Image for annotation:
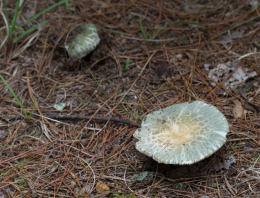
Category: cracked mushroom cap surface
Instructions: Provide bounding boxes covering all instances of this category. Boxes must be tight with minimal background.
[134,101,229,165]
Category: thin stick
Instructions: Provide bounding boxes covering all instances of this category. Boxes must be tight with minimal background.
[6,113,140,127]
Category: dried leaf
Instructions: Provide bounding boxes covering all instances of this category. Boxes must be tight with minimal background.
[214,155,236,171]
[233,100,244,119]
[207,62,257,91]
[0,130,8,139]
[53,102,66,111]
[130,171,153,184]
[224,155,236,170]
[96,181,110,194]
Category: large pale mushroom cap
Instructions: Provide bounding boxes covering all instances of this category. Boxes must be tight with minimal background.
[134,101,229,165]
[65,24,100,59]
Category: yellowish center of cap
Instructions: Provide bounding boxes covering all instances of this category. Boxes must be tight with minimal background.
[154,120,201,145]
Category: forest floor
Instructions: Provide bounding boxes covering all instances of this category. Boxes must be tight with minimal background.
[0,0,259,197]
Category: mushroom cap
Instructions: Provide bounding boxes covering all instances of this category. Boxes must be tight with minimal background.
[134,101,229,165]
[65,24,100,59]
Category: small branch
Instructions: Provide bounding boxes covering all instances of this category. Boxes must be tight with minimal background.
[5,113,141,127]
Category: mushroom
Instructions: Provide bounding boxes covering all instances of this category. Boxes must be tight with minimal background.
[134,101,229,165]
[65,24,100,59]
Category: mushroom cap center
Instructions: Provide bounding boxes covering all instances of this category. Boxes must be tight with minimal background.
[154,120,201,145]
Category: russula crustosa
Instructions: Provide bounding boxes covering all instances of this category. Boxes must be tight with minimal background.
[65,24,100,59]
[134,101,229,165]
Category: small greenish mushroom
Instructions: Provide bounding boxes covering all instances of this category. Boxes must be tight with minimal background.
[65,24,100,59]
[134,101,229,165]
